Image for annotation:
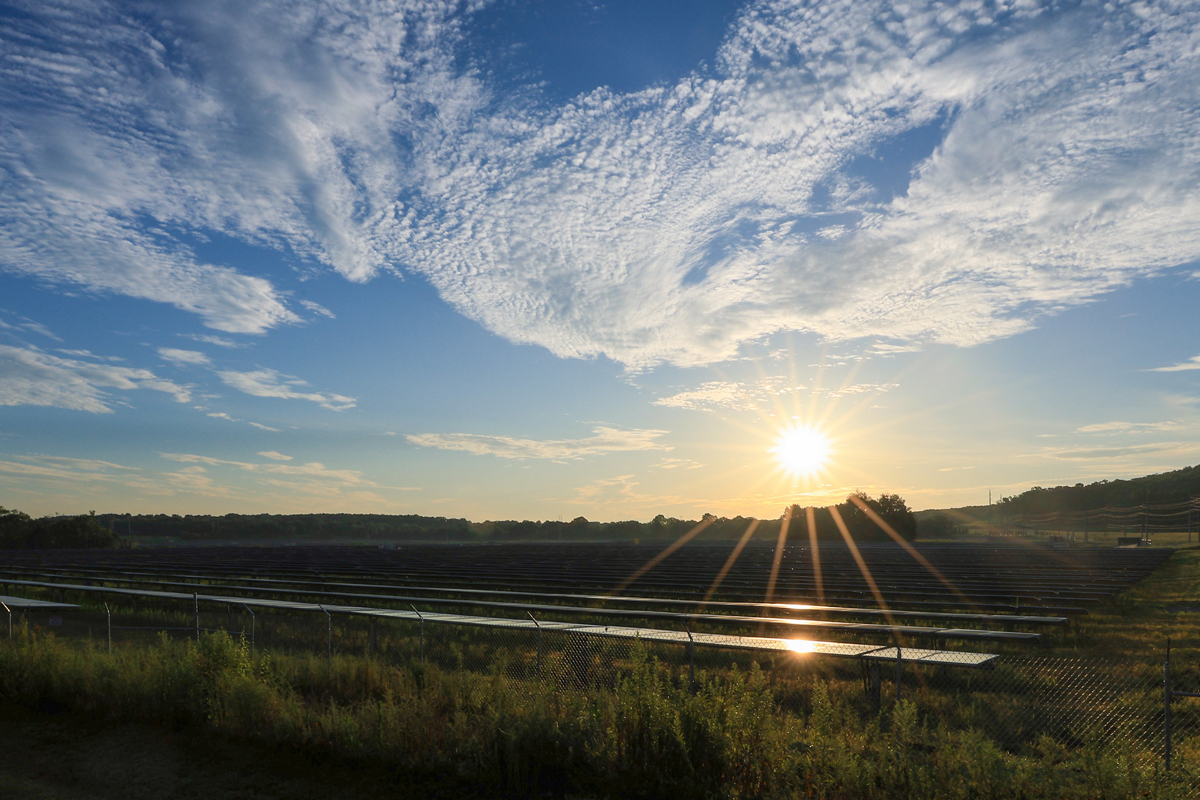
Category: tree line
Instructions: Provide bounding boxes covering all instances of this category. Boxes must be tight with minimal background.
[1,492,918,548]
[990,463,1200,517]
[0,508,126,550]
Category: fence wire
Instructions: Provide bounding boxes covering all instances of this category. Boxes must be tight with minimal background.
[3,598,1197,771]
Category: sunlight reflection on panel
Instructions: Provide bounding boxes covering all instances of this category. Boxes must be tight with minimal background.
[785,638,815,654]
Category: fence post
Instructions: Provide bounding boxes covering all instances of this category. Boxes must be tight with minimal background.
[193,593,199,643]
[104,602,111,654]
[242,604,255,657]
[527,612,542,680]
[1165,638,1173,772]
[319,605,332,673]
[895,635,903,704]
[410,605,424,664]
[1,602,10,642]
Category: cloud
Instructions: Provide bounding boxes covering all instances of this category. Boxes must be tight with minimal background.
[1149,356,1200,372]
[0,343,191,412]
[160,452,376,487]
[1034,441,1200,461]
[654,377,892,412]
[0,311,61,341]
[406,426,668,459]
[158,348,212,366]
[2,1,1198,366]
[258,450,292,461]
[655,381,769,412]
[1076,421,1182,434]
[299,300,336,319]
[655,458,703,470]
[248,421,281,432]
[180,334,244,348]
[218,369,356,410]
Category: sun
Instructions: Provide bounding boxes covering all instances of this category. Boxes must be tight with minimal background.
[772,425,832,478]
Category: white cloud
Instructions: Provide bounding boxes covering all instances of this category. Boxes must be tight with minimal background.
[258,450,292,461]
[655,458,703,470]
[0,343,191,412]
[158,348,212,366]
[218,369,356,411]
[248,421,281,432]
[654,376,892,412]
[160,452,376,487]
[1150,356,1200,373]
[655,382,768,412]
[406,426,668,460]
[1034,441,1200,462]
[1076,421,1182,434]
[180,334,244,349]
[2,1,1198,366]
[299,300,336,319]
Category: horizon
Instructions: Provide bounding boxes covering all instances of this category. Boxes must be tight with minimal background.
[3,0,1200,520]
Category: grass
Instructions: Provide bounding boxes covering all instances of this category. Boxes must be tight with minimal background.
[2,621,1198,799]
[3,546,1200,798]
[1049,547,1200,659]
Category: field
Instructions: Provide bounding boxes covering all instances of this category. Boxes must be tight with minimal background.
[1,540,1198,798]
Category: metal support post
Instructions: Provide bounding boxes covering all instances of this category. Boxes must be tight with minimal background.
[527,612,542,679]
[193,592,200,643]
[242,604,255,657]
[1,601,10,642]
[894,636,903,704]
[410,605,424,663]
[104,602,111,654]
[319,605,332,673]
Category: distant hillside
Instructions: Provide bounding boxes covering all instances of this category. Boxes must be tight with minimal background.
[923,464,1200,534]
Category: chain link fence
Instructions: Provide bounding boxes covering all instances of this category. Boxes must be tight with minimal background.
[3,596,1197,771]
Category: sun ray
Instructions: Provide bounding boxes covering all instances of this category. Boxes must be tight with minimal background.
[828,505,897,628]
[804,506,825,607]
[763,507,791,612]
[847,494,980,612]
[609,517,715,597]
[701,518,759,610]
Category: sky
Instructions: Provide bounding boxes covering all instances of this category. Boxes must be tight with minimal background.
[2,0,1200,522]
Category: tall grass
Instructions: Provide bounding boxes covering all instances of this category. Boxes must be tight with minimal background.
[0,622,1196,799]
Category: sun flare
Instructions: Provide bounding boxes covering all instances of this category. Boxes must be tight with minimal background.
[772,425,832,477]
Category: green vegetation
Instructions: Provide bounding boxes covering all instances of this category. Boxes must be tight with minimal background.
[0,508,126,550]
[787,492,917,541]
[90,492,918,545]
[1,610,1197,798]
[995,465,1200,517]
[923,464,1200,538]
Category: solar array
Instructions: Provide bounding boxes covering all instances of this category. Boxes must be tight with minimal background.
[0,540,1173,661]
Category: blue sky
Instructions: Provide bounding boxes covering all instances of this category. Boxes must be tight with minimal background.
[2,0,1199,521]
